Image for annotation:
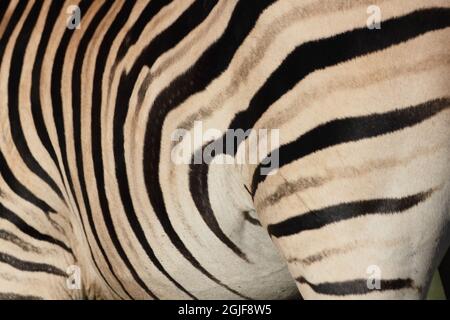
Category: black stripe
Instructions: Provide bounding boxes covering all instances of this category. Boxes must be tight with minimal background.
[90,1,158,299]
[188,8,450,262]
[144,0,276,299]
[252,98,450,194]
[189,159,249,261]
[50,0,93,213]
[0,229,40,253]
[113,0,220,300]
[0,293,42,300]
[0,151,56,214]
[71,1,132,300]
[0,252,66,277]
[7,1,64,200]
[0,0,27,61]
[115,0,172,62]
[30,1,64,176]
[268,189,433,238]
[0,203,72,253]
[0,1,9,23]
[228,8,450,144]
[296,276,417,296]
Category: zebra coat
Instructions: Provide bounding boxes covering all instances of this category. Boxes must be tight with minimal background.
[0,0,449,299]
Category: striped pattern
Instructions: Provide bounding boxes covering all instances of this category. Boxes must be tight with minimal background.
[0,0,449,299]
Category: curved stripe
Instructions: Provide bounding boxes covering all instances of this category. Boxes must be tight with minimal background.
[7,1,64,200]
[0,1,27,62]
[115,0,172,63]
[179,0,277,264]
[252,98,450,194]
[114,0,221,299]
[0,151,55,214]
[89,1,159,299]
[188,8,450,262]
[267,189,434,238]
[70,1,130,299]
[0,203,72,253]
[30,1,64,174]
[0,1,9,24]
[144,0,277,299]
[228,8,450,143]
[0,252,66,277]
[296,276,418,296]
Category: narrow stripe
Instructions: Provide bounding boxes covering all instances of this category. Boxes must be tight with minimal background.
[0,229,40,253]
[0,252,66,277]
[296,276,417,296]
[267,189,434,238]
[0,293,42,300]
[0,203,72,253]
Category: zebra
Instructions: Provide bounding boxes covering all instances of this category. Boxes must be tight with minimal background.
[0,0,449,300]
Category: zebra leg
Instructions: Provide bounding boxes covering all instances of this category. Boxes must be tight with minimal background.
[253,155,450,299]
[250,99,450,299]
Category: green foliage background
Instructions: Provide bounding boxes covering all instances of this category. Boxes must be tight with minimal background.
[427,271,446,300]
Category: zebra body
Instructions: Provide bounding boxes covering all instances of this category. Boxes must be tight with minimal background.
[0,0,449,299]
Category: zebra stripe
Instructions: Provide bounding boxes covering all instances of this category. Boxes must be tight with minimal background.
[0,0,449,299]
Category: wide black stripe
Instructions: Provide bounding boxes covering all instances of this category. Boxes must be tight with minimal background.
[0,1,9,23]
[0,293,42,300]
[188,8,450,260]
[268,189,433,238]
[30,1,64,176]
[0,252,66,277]
[252,98,450,193]
[228,8,450,144]
[7,1,64,200]
[0,151,56,214]
[0,203,72,253]
[71,1,132,300]
[296,276,416,296]
[113,0,220,299]
[0,0,27,61]
[116,0,172,62]
[143,0,275,299]
[50,0,93,215]
[90,1,158,299]
[189,157,249,261]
